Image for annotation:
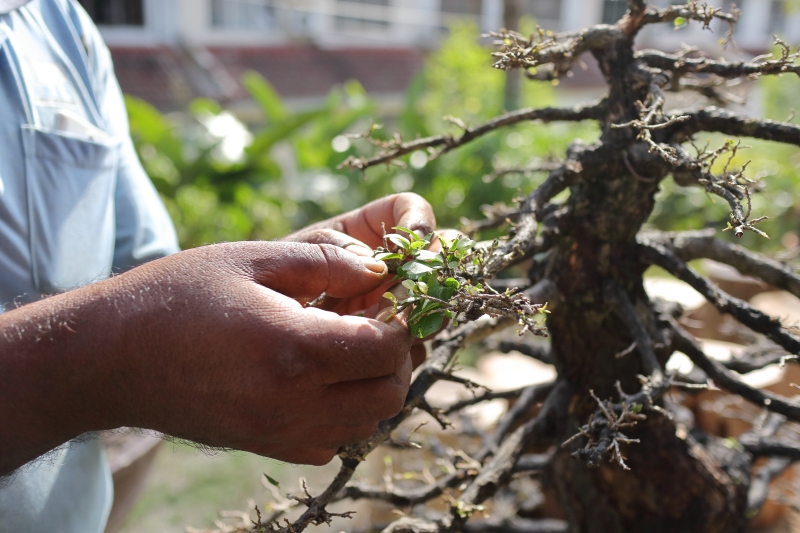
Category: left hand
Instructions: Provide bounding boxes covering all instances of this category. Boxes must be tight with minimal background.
[284,193,437,366]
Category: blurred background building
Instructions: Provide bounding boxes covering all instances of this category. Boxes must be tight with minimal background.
[78,0,800,111]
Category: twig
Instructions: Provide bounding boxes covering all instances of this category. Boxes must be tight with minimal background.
[645,230,800,299]
[340,101,607,171]
[640,240,800,355]
[668,106,800,147]
[667,317,800,424]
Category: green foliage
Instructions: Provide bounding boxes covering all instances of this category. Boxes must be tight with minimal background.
[126,75,374,248]
[377,228,547,339]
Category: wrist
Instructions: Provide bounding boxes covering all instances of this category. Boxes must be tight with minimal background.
[0,277,134,474]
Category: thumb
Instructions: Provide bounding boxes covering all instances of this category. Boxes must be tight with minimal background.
[250,242,387,300]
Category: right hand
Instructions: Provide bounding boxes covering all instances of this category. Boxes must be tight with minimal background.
[0,241,416,469]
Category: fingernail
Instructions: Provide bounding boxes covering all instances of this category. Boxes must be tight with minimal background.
[358,255,387,274]
[344,242,373,257]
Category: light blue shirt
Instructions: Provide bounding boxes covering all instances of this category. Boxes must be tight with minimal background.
[0,0,179,531]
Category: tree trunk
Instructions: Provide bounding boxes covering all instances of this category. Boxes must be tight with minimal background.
[538,39,751,533]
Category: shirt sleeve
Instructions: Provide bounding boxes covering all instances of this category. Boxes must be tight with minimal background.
[67,0,181,272]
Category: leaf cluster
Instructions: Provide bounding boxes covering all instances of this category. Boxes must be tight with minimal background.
[377,228,549,339]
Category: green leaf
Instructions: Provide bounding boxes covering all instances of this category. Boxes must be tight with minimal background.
[427,279,457,301]
[437,235,453,250]
[392,226,421,241]
[415,249,440,261]
[402,279,417,291]
[383,292,397,304]
[374,252,404,261]
[387,234,412,250]
[243,71,287,123]
[455,237,476,251]
[674,16,686,27]
[247,108,327,155]
[409,310,444,338]
[398,261,436,280]
[263,473,280,488]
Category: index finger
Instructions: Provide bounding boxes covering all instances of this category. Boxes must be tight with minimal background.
[311,193,437,249]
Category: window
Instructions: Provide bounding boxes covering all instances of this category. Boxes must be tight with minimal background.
[334,0,390,32]
[602,0,627,24]
[210,0,276,30]
[78,0,144,26]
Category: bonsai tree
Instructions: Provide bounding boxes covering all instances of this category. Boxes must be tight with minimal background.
[204,2,800,532]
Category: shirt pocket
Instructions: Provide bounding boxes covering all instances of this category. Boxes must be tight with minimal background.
[21,126,119,293]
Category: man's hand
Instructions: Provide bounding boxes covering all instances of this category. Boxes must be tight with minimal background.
[0,242,415,474]
[284,193,436,366]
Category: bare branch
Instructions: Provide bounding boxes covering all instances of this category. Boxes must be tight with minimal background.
[444,382,555,416]
[482,142,608,275]
[640,240,800,355]
[490,382,558,450]
[723,344,791,374]
[441,279,562,346]
[667,318,800,423]
[639,2,739,31]
[647,230,800,299]
[666,144,769,239]
[340,472,466,507]
[739,413,794,517]
[638,45,800,80]
[489,26,618,79]
[440,381,574,533]
[668,106,800,147]
[564,385,654,470]
[340,101,607,171]
[740,435,800,461]
[603,280,663,379]
[487,278,533,293]
[482,160,563,184]
[484,338,553,366]
[747,456,793,517]
[512,453,554,474]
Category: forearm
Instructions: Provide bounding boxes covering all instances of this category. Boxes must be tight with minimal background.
[0,280,130,476]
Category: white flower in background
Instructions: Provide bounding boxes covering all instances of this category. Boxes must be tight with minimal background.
[197,111,254,164]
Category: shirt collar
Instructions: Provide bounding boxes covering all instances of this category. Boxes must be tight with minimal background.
[0,0,32,14]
